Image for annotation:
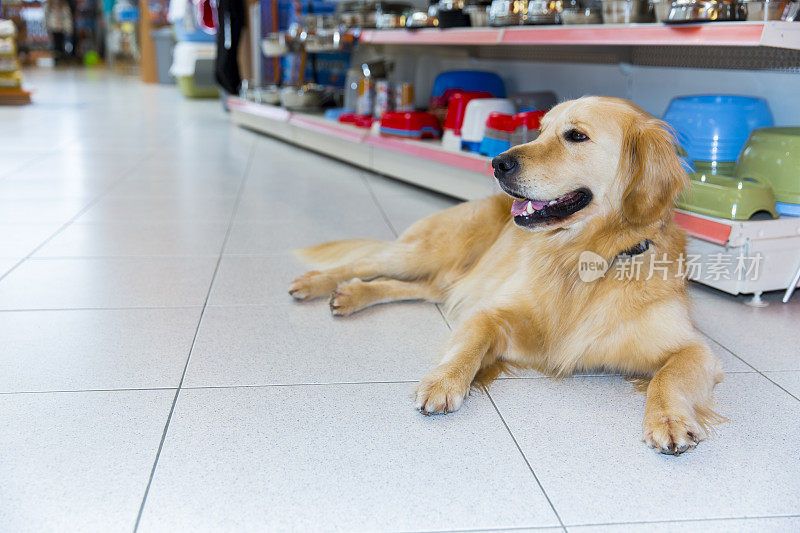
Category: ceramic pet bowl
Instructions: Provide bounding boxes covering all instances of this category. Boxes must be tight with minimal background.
[676,173,777,220]
[663,94,774,163]
[734,127,800,215]
[460,98,516,152]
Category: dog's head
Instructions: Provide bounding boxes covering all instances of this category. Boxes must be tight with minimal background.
[492,96,687,232]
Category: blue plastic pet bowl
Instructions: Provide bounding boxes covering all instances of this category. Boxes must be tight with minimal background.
[431,71,506,98]
[461,140,482,153]
[479,137,511,158]
[324,108,354,121]
[663,95,774,162]
[777,202,800,217]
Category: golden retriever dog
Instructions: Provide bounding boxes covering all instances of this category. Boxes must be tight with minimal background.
[288,96,723,455]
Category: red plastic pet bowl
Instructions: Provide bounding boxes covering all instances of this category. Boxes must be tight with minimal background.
[338,113,375,128]
[485,112,516,135]
[379,111,442,139]
[514,110,547,130]
[443,91,494,136]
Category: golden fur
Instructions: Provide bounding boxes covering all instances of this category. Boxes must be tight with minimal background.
[288,96,724,455]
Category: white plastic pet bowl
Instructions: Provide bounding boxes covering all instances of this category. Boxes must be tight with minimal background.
[460,98,516,145]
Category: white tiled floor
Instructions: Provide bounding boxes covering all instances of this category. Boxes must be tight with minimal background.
[2,69,799,532]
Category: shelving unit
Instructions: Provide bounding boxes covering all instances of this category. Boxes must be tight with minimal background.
[360,21,800,50]
[231,16,800,300]
[229,98,496,199]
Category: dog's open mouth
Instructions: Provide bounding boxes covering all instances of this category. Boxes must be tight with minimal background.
[507,187,593,227]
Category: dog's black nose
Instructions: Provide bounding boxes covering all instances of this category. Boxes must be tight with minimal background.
[492,154,518,178]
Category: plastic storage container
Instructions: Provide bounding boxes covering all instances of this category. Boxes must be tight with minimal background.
[170,41,218,98]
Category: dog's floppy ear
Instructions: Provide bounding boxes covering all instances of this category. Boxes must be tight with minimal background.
[619,118,688,226]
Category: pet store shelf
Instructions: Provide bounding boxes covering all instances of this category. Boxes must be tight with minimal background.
[677,209,800,299]
[360,21,800,50]
[228,97,496,199]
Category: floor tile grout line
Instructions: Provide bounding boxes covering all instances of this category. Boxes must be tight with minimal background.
[563,513,800,529]
[0,157,155,284]
[0,370,763,397]
[0,146,64,179]
[403,525,562,533]
[362,170,400,238]
[486,391,567,532]
[0,305,206,312]
[182,380,421,390]
[29,255,225,260]
[696,325,800,403]
[133,139,257,532]
[0,387,177,395]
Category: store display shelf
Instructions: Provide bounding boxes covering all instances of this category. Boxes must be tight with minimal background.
[360,21,800,50]
[228,97,496,199]
[677,209,800,299]
[363,133,490,174]
[288,114,368,144]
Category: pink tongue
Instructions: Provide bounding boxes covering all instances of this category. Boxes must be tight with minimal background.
[511,199,548,216]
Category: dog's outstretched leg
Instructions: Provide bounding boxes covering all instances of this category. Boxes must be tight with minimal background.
[329,278,445,317]
[414,311,508,415]
[289,195,512,301]
[642,342,724,455]
[289,246,411,302]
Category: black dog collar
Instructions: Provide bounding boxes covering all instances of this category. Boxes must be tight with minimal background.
[618,238,653,257]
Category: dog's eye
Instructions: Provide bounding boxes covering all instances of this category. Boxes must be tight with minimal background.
[564,129,589,143]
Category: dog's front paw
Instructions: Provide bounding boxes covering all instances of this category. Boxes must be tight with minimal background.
[329,279,366,317]
[414,370,470,415]
[288,271,333,301]
[643,412,704,456]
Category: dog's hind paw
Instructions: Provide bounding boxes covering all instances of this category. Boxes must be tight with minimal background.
[329,279,366,317]
[288,271,332,301]
[414,371,470,416]
[642,413,704,456]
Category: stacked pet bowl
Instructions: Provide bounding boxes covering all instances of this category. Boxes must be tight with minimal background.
[479,112,516,157]
[441,90,494,150]
[511,110,547,146]
[665,95,774,175]
[379,111,442,139]
[429,70,507,124]
[460,98,516,152]
[665,95,778,220]
[735,128,800,217]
